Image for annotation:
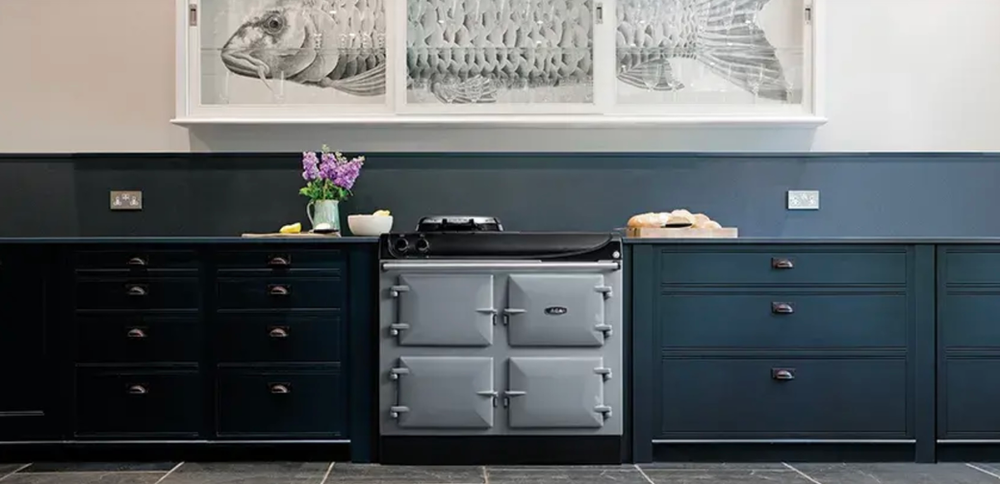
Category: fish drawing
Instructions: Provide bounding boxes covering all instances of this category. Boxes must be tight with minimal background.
[219,0,791,103]
[220,0,387,97]
[616,0,791,101]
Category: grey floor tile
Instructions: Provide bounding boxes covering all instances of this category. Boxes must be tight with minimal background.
[791,463,999,484]
[0,464,28,477]
[487,466,646,484]
[641,467,809,484]
[325,464,484,483]
[639,464,792,471]
[971,463,1000,477]
[23,463,177,473]
[159,462,330,484]
[0,473,162,484]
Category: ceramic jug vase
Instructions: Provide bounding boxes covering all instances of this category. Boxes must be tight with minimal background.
[307,199,341,232]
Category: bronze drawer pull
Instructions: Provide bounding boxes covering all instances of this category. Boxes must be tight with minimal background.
[126,256,148,267]
[127,384,148,395]
[772,369,795,381]
[771,302,795,314]
[771,258,794,269]
[268,256,291,267]
[269,383,291,394]
[126,284,148,297]
[126,328,147,339]
[268,285,290,296]
[268,327,289,338]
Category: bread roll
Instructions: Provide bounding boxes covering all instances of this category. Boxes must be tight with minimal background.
[627,212,671,228]
[702,220,722,229]
[692,213,711,225]
[667,210,695,226]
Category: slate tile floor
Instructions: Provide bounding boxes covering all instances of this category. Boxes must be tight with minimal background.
[3,462,1000,484]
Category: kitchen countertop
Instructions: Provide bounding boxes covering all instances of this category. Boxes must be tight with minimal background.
[1,236,1000,245]
[0,236,380,244]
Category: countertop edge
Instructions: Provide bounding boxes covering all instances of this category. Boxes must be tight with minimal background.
[2,236,1000,245]
[623,237,1000,244]
[0,237,380,244]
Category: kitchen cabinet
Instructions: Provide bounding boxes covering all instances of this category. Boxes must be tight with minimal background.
[173,0,824,126]
[0,239,376,463]
[629,242,937,463]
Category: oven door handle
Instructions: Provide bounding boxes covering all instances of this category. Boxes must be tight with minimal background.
[380,261,621,271]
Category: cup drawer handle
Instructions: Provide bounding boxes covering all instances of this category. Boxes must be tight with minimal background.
[269,383,291,394]
[127,256,148,267]
[268,285,290,296]
[268,256,291,268]
[771,258,794,269]
[127,384,148,395]
[126,327,148,339]
[268,326,289,338]
[126,284,148,297]
[771,302,795,314]
[772,369,795,381]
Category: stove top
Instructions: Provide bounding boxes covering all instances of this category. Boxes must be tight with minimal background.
[379,231,622,261]
[415,215,503,233]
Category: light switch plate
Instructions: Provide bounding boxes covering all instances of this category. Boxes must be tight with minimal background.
[110,191,143,211]
[787,190,819,210]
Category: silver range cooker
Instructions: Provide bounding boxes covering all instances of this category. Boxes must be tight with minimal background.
[377,216,624,465]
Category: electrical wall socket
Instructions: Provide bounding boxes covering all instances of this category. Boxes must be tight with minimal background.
[110,191,143,210]
[787,190,820,210]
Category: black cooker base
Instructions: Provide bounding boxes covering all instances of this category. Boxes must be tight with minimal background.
[379,436,623,465]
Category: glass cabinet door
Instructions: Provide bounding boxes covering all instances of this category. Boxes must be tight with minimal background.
[186,0,390,118]
[612,0,814,116]
[400,0,600,113]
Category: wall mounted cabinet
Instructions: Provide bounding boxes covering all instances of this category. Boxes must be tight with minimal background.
[173,0,825,126]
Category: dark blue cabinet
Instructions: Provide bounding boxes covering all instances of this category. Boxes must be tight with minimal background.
[631,243,937,463]
[0,240,375,462]
[937,246,1000,446]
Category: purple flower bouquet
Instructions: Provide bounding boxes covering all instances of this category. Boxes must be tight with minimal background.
[299,145,365,202]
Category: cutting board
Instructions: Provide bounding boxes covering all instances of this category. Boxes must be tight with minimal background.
[625,227,738,239]
[241,232,340,238]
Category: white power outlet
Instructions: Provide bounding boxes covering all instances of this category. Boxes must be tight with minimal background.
[787,190,820,210]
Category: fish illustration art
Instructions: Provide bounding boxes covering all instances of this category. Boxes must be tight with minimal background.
[219,0,791,103]
[220,0,387,97]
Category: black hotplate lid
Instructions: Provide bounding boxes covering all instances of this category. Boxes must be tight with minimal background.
[416,216,503,233]
[379,232,622,261]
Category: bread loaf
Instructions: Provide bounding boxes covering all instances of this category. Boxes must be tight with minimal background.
[627,212,671,228]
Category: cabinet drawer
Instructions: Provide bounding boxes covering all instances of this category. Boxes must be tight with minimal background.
[0,370,55,440]
[76,368,201,438]
[216,277,344,310]
[942,250,1000,285]
[941,359,1000,439]
[215,314,342,363]
[660,248,907,286]
[659,358,908,438]
[940,292,1000,348]
[76,278,200,311]
[76,315,201,363]
[215,249,344,273]
[74,250,198,273]
[659,293,908,349]
[216,367,346,438]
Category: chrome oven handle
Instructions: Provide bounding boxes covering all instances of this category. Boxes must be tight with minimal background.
[380,261,621,271]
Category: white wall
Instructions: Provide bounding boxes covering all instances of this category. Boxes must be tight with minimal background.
[1,0,998,153]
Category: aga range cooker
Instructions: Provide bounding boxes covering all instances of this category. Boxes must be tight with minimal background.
[377,216,624,464]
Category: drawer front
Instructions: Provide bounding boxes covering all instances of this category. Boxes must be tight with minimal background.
[940,292,1000,348]
[0,370,55,440]
[659,358,908,438]
[76,315,202,363]
[659,293,908,349]
[942,249,1000,285]
[940,359,1000,439]
[215,249,345,273]
[76,369,201,437]
[660,248,907,286]
[216,314,343,363]
[74,250,199,273]
[216,277,344,310]
[216,368,346,438]
[76,278,200,311]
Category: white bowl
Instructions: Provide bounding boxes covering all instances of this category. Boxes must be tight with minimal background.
[348,214,393,236]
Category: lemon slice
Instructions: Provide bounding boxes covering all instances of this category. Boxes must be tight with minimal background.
[373,210,391,216]
[279,222,302,234]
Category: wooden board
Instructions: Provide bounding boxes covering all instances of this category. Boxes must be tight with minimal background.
[241,232,340,238]
[625,227,738,239]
